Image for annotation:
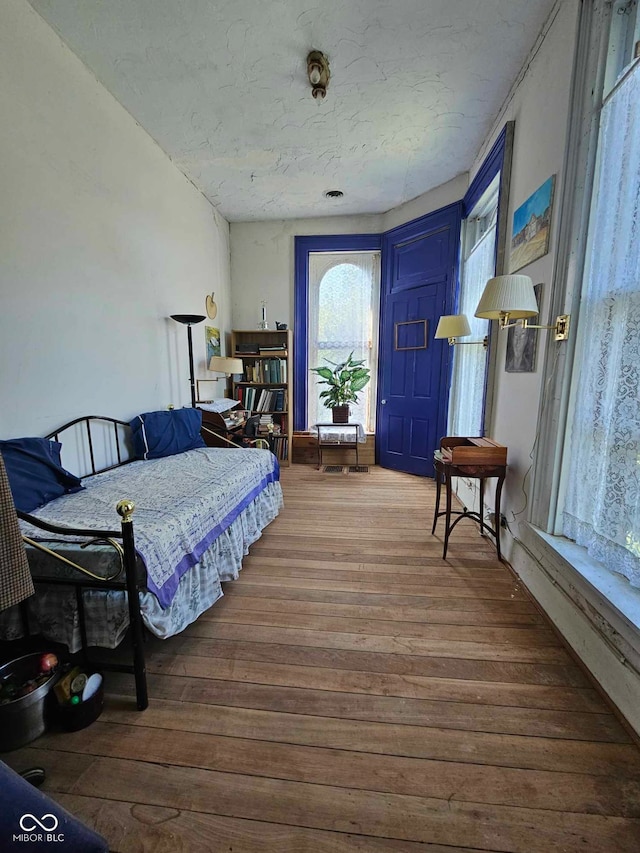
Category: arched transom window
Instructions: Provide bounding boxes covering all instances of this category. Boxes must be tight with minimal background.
[307,252,380,430]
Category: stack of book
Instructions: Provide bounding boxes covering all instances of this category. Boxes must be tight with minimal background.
[259,344,287,355]
[258,415,282,436]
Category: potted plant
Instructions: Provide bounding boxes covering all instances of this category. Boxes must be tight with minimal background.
[310,352,371,423]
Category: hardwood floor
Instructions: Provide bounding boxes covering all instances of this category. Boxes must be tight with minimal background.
[6,465,640,851]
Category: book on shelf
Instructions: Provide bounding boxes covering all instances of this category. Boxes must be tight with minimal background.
[259,389,278,411]
[239,357,287,384]
[273,388,285,411]
[236,385,258,411]
[266,434,289,460]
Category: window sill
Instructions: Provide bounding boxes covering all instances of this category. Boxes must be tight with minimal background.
[522,524,640,668]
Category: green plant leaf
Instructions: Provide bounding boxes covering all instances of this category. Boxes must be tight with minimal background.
[312,366,334,380]
[351,376,370,393]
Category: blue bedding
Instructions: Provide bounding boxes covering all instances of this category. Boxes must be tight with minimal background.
[20,446,280,608]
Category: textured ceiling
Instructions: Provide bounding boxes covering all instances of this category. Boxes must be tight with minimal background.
[29,0,557,222]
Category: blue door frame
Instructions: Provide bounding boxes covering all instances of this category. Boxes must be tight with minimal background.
[293,122,512,472]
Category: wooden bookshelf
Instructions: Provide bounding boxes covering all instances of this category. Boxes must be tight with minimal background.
[231,329,293,465]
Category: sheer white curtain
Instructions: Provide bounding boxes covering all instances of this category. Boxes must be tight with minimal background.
[562,61,640,586]
[448,228,493,436]
[308,252,380,430]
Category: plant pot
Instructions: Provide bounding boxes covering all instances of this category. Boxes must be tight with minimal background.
[331,405,350,424]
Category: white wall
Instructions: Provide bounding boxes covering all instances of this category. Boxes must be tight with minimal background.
[229,175,467,332]
[0,0,231,439]
[230,215,381,332]
[382,174,468,232]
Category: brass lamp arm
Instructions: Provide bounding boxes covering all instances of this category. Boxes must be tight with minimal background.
[447,336,489,348]
[498,313,570,341]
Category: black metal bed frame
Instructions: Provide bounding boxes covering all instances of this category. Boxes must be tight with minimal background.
[17,416,148,711]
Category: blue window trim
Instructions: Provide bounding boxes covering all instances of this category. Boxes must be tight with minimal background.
[463,124,508,218]
[294,234,382,431]
[461,123,510,435]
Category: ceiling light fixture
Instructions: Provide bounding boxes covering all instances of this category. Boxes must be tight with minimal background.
[324,189,344,199]
[307,50,330,100]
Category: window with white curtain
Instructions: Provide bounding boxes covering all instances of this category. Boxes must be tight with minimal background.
[561,3,640,586]
[448,184,496,436]
[307,252,380,431]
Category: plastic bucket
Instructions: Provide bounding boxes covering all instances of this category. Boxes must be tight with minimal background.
[0,653,60,752]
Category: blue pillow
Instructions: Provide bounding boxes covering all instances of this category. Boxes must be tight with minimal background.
[129,408,206,460]
[0,437,84,513]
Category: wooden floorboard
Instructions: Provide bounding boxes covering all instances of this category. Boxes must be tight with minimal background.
[4,464,640,852]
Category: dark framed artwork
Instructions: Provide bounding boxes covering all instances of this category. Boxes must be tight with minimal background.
[505,284,542,373]
[509,176,555,273]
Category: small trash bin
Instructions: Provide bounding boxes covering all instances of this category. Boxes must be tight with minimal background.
[54,672,104,732]
[0,653,60,752]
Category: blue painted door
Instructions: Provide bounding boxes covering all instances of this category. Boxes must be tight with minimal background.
[377,203,462,476]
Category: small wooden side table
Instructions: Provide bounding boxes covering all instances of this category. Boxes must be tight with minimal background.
[431,437,507,560]
[315,423,361,469]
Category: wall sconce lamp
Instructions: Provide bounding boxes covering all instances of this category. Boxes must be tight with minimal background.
[171,313,206,408]
[475,275,570,341]
[195,356,244,404]
[434,314,488,348]
[307,50,330,99]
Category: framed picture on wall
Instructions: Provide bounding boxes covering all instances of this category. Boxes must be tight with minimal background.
[505,283,542,373]
[509,176,555,273]
[205,326,221,361]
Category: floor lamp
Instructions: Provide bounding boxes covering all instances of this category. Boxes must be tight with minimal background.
[171,314,206,407]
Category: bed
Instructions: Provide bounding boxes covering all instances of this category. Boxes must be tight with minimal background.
[0,413,283,710]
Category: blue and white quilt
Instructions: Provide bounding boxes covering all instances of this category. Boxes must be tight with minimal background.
[21,446,280,609]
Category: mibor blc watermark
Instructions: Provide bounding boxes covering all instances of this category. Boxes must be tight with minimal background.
[13,813,65,844]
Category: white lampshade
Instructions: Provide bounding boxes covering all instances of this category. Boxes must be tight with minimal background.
[434,314,471,339]
[208,356,243,374]
[475,275,539,320]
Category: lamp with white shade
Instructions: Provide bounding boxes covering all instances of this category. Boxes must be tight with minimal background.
[434,314,488,348]
[196,356,244,403]
[208,356,244,376]
[475,274,570,340]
